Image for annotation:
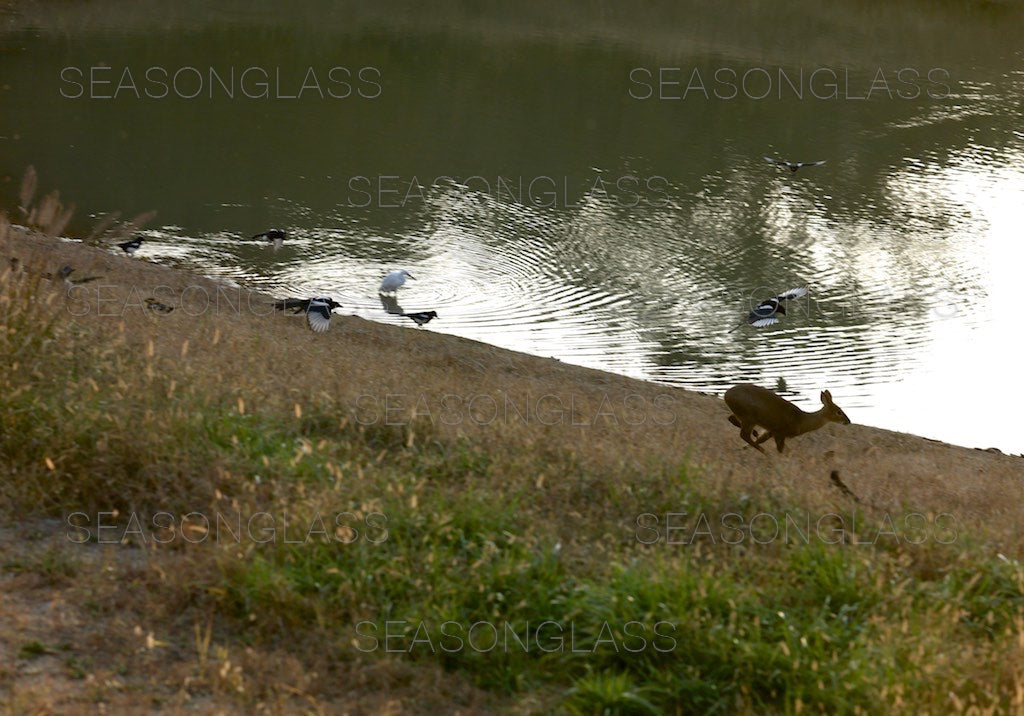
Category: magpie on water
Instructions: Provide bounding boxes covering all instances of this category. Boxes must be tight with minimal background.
[274,296,343,333]
[729,286,808,331]
[118,238,144,255]
[252,228,286,251]
[401,310,438,327]
[764,156,827,173]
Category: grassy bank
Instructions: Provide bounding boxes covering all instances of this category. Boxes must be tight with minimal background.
[3,215,1024,714]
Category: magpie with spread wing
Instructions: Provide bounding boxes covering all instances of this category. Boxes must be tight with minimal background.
[729,287,808,331]
[274,296,343,333]
[764,156,827,173]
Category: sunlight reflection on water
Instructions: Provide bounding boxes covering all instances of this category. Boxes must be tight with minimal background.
[132,142,1024,453]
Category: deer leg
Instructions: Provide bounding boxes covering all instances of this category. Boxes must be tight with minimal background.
[774,435,786,453]
[753,430,774,447]
[740,426,766,453]
[730,415,759,438]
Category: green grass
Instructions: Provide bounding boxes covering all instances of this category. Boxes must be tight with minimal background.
[18,641,49,660]
[4,229,1024,712]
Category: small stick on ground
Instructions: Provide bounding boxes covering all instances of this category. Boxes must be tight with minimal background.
[830,470,861,503]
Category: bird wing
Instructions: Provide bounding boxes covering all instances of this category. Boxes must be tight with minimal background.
[776,286,808,301]
[306,303,333,332]
[764,156,784,165]
[749,315,781,328]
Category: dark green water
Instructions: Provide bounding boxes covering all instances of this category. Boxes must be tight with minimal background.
[2,1,1023,451]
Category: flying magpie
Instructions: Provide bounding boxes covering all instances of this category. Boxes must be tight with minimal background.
[274,296,343,333]
[729,286,808,331]
[764,156,827,173]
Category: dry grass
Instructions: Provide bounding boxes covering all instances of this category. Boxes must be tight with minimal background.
[3,216,1024,713]
[12,166,156,245]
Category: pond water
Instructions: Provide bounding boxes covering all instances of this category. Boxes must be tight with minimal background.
[2,1,1023,453]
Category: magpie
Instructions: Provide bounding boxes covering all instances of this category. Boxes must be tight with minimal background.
[764,156,827,173]
[274,296,343,333]
[43,265,102,287]
[252,228,286,251]
[118,238,144,255]
[379,269,414,294]
[729,286,808,331]
[41,265,66,280]
[145,298,174,314]
[401,310,438,327]
[58,265,103,286]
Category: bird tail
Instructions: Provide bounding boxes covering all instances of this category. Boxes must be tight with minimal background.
[274,298,308,312]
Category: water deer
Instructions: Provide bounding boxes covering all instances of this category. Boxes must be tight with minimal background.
[725,383,850,453]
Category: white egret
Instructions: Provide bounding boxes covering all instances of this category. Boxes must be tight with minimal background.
[379,269,414,294]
